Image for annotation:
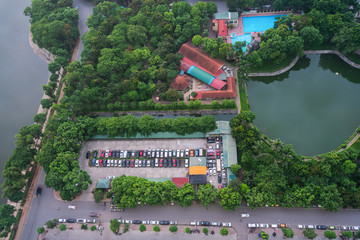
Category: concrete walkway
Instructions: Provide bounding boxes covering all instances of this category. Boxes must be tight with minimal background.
[248,56,299,77]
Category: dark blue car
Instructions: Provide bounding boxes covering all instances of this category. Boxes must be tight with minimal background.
[91,158,96,166]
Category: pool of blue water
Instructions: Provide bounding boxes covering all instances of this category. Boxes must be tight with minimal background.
[231,33,252,45]
[243,15,286,33]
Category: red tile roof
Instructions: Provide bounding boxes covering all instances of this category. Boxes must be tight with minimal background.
[196,77,236,99]
[179,43,225,75]
[171,75,191,90]
[172,178,189,188]
[218,19,228,36]
[210,77,227,90]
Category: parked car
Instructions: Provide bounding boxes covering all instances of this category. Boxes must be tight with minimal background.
[200,221,210,226]
[68,205,76,210]
[95,160,99,167]
[190,221,199,226]
[279,223,288,228]
[36,186,42,197]
[101,151,105,157]
[352,226,360,230]
[168,150,172,158]
[142,220,150,225]
[87,219,96,223]
[133,220,142,224]
[122,160,126,167]
[142,159,146,167]
[103,159,107,167]
[160,221,170,225]
[67,218,76,223]
[222,169,226,179]
[317,225,327,230]
[130,159,135,167]
[114,160,118,167]
[185,159,189,168]
[155,158,159,167]
[180,150,184,158]
[341,226,350,230]
[159,159,163,167]
[223,222,232,227]
[218,174,222,183]
[151,220,159,225]
[172,159,176,167]
[307,225,316,229]
[170,221,178,225]
[164,159,168,168]
[328,226,336,230]
[135,159,139,168]
[185,149,189,157]
[177,159,180,167]
[260,224,269,228]
[241,213,249,218]
[270,224,278,228]
[216,142,220,149]
[58,219,66,223]
[86,151,90,159]
[151,159,155,167]
[297,225,306,229]
[93,150,97,158]
[105,150,109,157]
[125,220,132,224]
[147,160,151,167]
[211,222,221,226]
[126,160,130,167]
[189,148,195,157]
[77,219,87,223]
[248,223,259,228]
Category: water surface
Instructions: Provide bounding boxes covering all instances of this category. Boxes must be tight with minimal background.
[247,55,360,156]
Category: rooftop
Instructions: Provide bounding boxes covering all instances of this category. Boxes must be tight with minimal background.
[214,12,239,20]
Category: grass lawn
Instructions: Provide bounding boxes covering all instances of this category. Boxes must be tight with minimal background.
[248,55,294,73]
[237,74,249,112]
[350,137,360,152]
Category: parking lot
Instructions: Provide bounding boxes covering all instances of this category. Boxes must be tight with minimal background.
[79,138,207,190]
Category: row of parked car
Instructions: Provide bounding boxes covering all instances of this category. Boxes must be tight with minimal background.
[118,220,177,225]
[88,148,206,160]
[298,225,360,230]
[91,158,188,168]
[58,218,97,224]
[248,223,288,228]
[190,221,231,227]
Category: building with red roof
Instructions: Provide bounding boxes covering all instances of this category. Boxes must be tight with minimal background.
[172,178,189,188]
[218,19,228,36]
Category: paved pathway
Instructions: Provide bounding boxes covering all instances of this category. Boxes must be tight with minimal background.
[248,56,299,77]
[304,50,360,69]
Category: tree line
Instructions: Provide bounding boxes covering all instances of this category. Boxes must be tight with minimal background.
[228,112,360,212]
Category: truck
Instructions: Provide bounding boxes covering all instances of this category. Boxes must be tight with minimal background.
[216,159,221,172]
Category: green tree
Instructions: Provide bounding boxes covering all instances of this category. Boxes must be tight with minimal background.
[169,225,178,232]
[220,228,229,236]
[48,62,62,75]
[282,227,294,238]
[318,184,343,212]
[192,35,203,46]
[300,26,323,47]
[94,189,104,203]
[190,92,198,98]
[81,224,88,229]
[196,184,217,208]
[41,99,53,109]
[153,225,160,232]
[218,187,242,210]
[342,231,353,238]
[185,227,191,233]
[177,183,196,207]
[45,219,58,229]
[203,227,208,234]
[91,225,97,231]
[140,224,146,232]
[230,164,242,177]
[324,230,337,239]
[37,227,45,234]
[59,224,66,231]
[110,219,120,233]
[303,228,317,239]
[33,113,47,124]
[165,89,181,101]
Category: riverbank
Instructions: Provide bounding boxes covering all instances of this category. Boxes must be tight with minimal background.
[92,109,238,117]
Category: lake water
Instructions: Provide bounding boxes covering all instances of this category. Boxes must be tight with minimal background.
[247,54,360,156]
[0,0,49,202]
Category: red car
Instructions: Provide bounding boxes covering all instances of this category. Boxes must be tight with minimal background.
[130,159,135,168]
[140,150,144,156]
[99,159,103,166]
[172,159,176,167]
[218,185,222,189]
[216,150,220,157]
[109,150,113,157]
[159,159,163,167]
[101,151,105,157]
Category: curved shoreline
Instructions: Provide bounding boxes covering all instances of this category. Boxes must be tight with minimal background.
[248,50,360,77]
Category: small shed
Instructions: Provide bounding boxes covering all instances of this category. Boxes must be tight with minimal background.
[189,166,207,175]
[171,75,191,91]
[96,178,110,189]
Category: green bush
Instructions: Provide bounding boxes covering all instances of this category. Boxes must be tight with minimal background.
[356,231,360,238]
[110,219,120,233]
[140,224,146,232]
[282,227,294,238]
[59,224,66,231]
[123,223,129,233]
[81,224,87,230]
[220,228,228,236]
[37,227,45,234]
[45,219,57,229]
[203,227,208,234]
[324,230,337,239]
[260,231,269,240]
[153,225,160,232]
[303,228,317,239]
[90,225,97,231]
[185,227,191,233]
[169,225,178,232]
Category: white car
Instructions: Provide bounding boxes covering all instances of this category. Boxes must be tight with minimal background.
[223,222,232,227]
[185,149,189,157]
[307,225,316,229]
[209,169,213,175]
[185,159,189,168]
[211,222,221,226]
[213,168,216,175]
[168,150,172,157]
[68,205,76,210]
[105,150,109,157]
[118,159,122,167]
[297,225,305,229]
[216,143,220,149]
[180,150,184,158]
[170,221,178,225]
[222,169,226,179]
[248,223,259,228]
[352,226,360,230]
[164,150,168,158]
[87,219,96,223]
[260,223,269,228]
[151,220,159,225]
[341,226,350,230]
[58,219,67,223]
[241,213,249,218]
[190,221,199,226]
[125,220,132,224]
[118,219,125,223]
[77,219,87,223]
[176,150,180,157]
[95,160,99,167]
[142,220,150,225]
[135,159,139,167]
[209,180,214,186]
